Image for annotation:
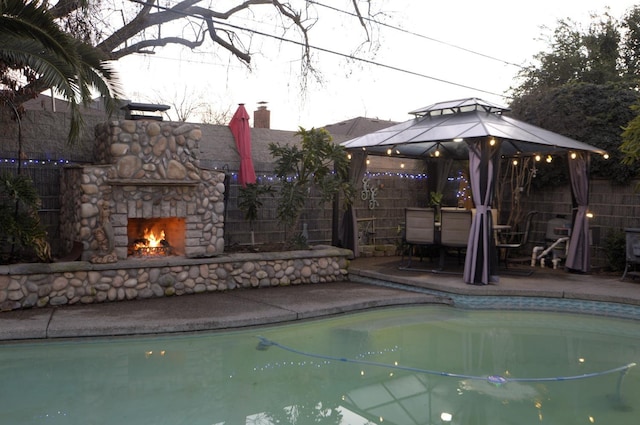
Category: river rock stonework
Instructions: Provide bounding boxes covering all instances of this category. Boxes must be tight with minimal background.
[0,249,351,311]
[59,120,225,261]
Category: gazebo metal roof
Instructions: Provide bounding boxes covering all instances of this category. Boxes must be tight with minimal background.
[341,98,607,159]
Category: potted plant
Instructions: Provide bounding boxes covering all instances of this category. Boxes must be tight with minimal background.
[429,191,443,221]
[237,182,274,246]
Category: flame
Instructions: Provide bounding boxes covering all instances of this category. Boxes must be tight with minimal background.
[134,228,165,250]
[145,228,165,248]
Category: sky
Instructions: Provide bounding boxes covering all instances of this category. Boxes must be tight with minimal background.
[114,0,636,131]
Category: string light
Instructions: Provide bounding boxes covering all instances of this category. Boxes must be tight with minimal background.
[218,170,431,182]
[535,154,541,162]
[546,155,553,163]
[1,158,71,165]
[570,152,577,160]
[366,171,429,179]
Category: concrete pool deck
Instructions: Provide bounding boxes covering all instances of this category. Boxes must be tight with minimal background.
[0,256,638,341]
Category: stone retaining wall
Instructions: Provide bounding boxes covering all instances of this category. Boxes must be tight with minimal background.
[0,248,351,311]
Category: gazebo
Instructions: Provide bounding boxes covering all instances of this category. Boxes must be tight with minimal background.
[341,98,608,285]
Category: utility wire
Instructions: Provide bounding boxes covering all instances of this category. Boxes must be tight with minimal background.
[126,0,510,99]
[212,18,508,98]
[307,0,525,69]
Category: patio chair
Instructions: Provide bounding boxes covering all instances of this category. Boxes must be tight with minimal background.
[439,208,472,266]
[497,211,538,268]
[403,208,437,267]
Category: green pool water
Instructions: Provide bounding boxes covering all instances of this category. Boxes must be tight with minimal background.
[1,305,639,425]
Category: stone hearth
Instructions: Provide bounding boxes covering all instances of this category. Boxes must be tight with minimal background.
[59,120,226,262]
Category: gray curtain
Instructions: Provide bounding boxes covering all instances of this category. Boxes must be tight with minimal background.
[435,158,453,194]
[463,139,500,285]
[565,152,590,272]
[340,150,367,257]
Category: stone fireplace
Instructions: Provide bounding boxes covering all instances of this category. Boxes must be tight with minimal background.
[59,119,226,262]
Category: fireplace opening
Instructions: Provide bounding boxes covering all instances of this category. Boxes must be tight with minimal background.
[127,218,185,257]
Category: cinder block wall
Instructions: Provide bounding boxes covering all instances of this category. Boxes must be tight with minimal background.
[516,179,640,268]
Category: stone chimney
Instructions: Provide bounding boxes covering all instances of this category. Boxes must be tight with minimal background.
[253,101,271,129]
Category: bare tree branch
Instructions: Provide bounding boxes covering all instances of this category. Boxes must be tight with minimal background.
[13,0,379,104]
[351,0,370,41]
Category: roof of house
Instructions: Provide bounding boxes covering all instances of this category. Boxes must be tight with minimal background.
[323,117,398,137]
[197,118,387,173]
[20,93,110,117]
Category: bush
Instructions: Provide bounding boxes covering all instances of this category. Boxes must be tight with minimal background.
[603,228,626,272]
[0,173,51,263]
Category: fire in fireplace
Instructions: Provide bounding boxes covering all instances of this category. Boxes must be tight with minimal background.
[128,218,185,257]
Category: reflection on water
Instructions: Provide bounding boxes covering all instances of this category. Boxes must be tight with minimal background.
[0,306,638,425]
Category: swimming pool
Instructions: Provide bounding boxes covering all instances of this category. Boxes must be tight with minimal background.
[1,305,638,424]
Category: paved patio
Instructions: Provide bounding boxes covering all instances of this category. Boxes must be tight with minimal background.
[349,255,640,305]
[0,255,637,342]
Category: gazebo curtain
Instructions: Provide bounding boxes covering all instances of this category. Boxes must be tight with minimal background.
[463,139,500,285]
[435,158,453,194]
[340,150,367,256]
[565,152,590,272]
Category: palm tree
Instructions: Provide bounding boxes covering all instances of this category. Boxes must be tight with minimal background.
[0,0,122,144]
[0,0,122,262]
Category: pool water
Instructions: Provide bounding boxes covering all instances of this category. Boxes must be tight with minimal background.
[1,306,639,425]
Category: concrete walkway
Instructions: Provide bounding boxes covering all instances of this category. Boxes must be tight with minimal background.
[0,280,447,341]
[1,255,638,342]
[349,256,640,306]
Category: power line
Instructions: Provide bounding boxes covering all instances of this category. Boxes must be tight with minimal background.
[125,0,511,99]
[307,0,524,69]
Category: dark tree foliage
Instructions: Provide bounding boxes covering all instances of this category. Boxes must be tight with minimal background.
[509,6,640,187]
[510,83,640,186]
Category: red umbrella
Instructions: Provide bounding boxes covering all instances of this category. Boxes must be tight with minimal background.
[229,104,257,187]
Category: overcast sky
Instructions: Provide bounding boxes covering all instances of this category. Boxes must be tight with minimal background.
[114,0,635,130]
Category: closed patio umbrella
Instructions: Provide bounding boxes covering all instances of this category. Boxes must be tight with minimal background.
[229,104,256,187]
